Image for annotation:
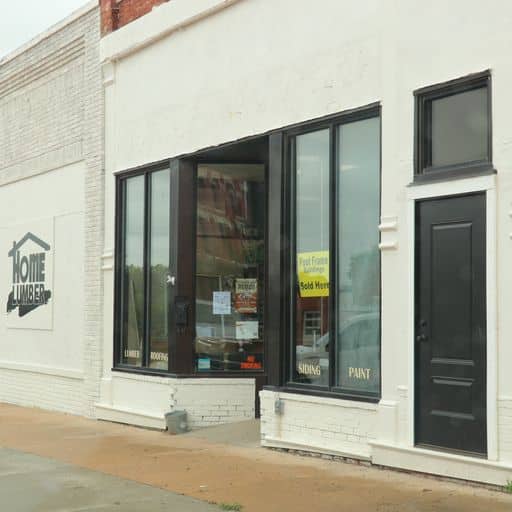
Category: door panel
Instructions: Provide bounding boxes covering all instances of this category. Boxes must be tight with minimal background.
[415,193,486,455]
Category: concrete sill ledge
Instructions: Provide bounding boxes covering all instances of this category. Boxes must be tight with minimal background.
[95,403,166,430]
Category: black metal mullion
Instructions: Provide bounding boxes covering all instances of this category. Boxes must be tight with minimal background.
[167,162,173,373]
[328,123,337,390]
[143,172,151,368]
[280,134,289,387]
[289,137,297,383]
[114,178,125,366]
[425,98,433,169]
[487,74,492,164]
[378,109,383,398]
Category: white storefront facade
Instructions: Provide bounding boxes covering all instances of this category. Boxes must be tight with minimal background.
[2,0,512,488]
[0,2,103,417]
[97,0,512,485]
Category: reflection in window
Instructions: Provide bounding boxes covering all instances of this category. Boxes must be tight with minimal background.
[429,87,488,168]
[119,168,171,370]
[149,170,170,369]
[337,117,380,393]
[195,164,265,372]
[120,175,145,366]
[293,129,330,386]
[290,112,381,397]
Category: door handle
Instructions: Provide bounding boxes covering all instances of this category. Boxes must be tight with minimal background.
[166,274,176,286]
[416,319,428,342]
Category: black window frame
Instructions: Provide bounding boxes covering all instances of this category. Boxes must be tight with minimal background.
[283,104,382,403]
[114,163,174,374]
[113,144,271,381]
[414,70,493,183]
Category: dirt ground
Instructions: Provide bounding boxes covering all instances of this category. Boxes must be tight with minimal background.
[1,403,511,512]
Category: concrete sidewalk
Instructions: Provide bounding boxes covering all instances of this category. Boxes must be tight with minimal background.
[0,447,218,511]
[0,403,511,512]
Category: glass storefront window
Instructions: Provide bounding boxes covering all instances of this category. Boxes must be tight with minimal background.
[120,175,145,366]
[195,164,265,372]
[290,111,381,398]
[416,73,490,178]
[336,117,380,394]
[293,129,330,386]
[149,170,171,369]
[118,168,171,370]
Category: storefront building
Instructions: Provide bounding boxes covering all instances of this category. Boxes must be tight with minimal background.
[0,2,103,417]
[96,0,512,485]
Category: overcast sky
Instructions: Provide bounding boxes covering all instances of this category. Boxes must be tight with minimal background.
[0,0,90,58]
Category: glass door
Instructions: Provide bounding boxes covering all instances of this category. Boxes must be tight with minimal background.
[194,164,265,373]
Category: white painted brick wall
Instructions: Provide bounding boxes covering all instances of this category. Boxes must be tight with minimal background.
[260,390,377,459]
[0,5,103,418]
[0,370,84,416]
[498,398,512,462]
[96,373,255,429]
[174,378,255,428]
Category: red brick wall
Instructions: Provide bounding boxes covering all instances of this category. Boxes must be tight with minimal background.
[100,0,170,35]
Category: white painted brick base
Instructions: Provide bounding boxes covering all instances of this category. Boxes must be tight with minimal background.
[0,369,85,416]
[174,378,255,428]
[260,390,377,459]
[498,397,512,463]
[96,373,255,429]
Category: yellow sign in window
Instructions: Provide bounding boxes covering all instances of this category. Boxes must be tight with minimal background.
[297,251,330,298]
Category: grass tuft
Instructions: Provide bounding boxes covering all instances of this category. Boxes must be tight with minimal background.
[219,503,243,511]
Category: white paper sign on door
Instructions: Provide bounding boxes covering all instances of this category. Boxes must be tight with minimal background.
[236,320,259,340]
[213,291,231,315]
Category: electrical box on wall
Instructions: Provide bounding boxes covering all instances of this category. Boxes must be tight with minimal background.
[165,410,189,434]
[274,399,284,415]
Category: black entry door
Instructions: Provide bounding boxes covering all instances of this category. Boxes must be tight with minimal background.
[415,193,486,456]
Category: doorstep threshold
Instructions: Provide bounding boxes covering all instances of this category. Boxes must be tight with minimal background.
[370,440,512,486]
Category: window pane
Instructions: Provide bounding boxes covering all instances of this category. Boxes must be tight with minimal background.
[149,170,170,369]
[195,164,265,372]
[337,117,380,394]
[430,87,488,168]
[121,175,145,366]
[294,129,330,386]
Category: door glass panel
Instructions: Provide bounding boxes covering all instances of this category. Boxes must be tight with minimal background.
[149,169,171,369]
[120,175,145,366]
[430,87,488,168]
[336,117,380,394]
[293,129,330,386]
[195,164,265,372]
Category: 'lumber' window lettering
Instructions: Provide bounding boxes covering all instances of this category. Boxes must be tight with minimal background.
[117,168,171,370]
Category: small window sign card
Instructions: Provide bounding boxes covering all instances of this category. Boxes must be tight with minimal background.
[234,278,258,313]
[197,357,211,371]
[213,291,231,315]
[236,320,259,340]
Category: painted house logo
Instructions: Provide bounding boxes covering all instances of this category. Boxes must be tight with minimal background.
[7,232,52,317]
